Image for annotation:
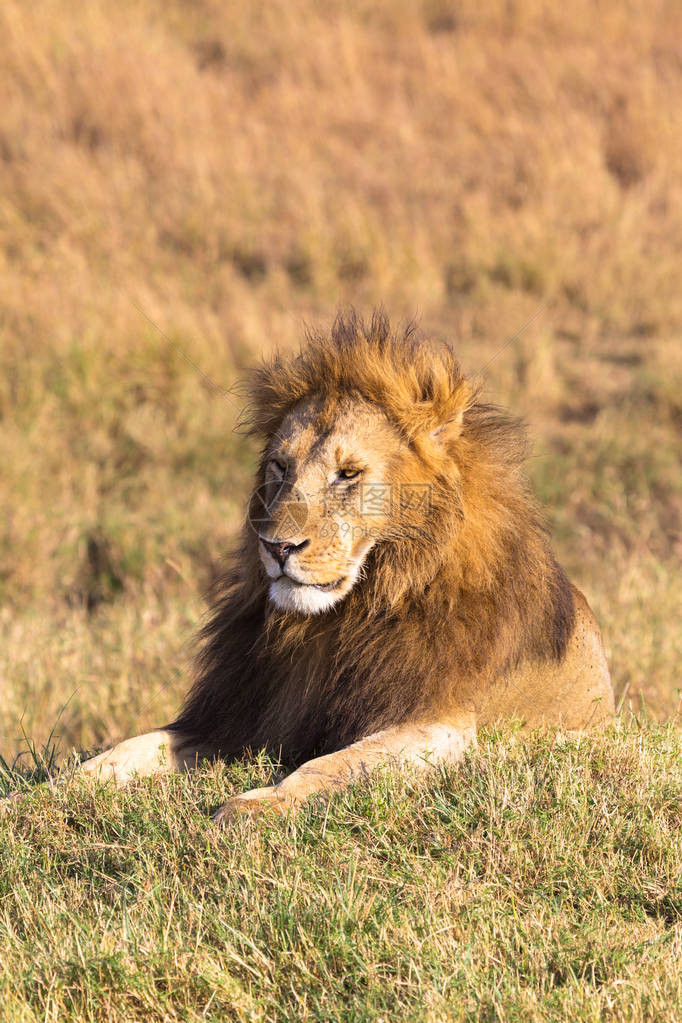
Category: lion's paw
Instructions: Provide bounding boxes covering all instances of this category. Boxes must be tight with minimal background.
[78,732,174,788]
[78,747,137,786]
[212,785,295,824]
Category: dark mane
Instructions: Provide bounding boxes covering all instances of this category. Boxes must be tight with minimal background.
[171,312,575,764]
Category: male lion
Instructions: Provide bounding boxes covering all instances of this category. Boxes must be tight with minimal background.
[80,312,614,820]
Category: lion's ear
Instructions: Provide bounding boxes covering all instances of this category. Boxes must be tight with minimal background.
[429,381,473,447]
[429,408,466,447]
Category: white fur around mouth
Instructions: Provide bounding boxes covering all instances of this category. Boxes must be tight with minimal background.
[287,573,346,592]
[269,574,348,615]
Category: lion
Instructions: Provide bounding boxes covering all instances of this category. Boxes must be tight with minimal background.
[79,311,614,821]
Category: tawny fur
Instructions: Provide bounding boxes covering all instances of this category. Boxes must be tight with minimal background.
[78,311,614,817]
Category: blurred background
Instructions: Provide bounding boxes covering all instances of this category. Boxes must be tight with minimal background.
[1,0,680,761]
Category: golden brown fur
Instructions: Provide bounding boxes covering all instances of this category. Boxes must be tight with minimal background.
[77,311,614,817]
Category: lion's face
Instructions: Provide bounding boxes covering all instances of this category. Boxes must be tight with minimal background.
[254,395,402,614]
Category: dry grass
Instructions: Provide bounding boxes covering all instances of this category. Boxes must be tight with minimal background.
[1,0,680,754]
[0,4,681,1017]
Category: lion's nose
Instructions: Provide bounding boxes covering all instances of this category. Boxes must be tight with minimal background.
[261,537,310,569]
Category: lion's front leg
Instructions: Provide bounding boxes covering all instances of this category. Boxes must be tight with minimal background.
[80,729,210,787]
[1,729,211,811]
[213,713,477,823]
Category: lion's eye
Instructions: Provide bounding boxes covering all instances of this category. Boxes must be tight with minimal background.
[337,468,361,481]
[270,459,287,476]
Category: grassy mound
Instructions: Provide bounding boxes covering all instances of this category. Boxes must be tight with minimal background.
[1,723,680,1021]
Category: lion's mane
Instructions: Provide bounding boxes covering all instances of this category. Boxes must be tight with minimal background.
[171,312,575,764]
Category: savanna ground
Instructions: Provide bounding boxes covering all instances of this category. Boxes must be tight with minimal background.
[0,1,680,1019]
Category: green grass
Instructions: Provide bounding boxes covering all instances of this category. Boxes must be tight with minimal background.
[1,724,680,1022]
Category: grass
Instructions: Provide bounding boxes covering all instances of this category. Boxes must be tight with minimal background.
[1,0,681,1018]
[1,724,680,1022]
